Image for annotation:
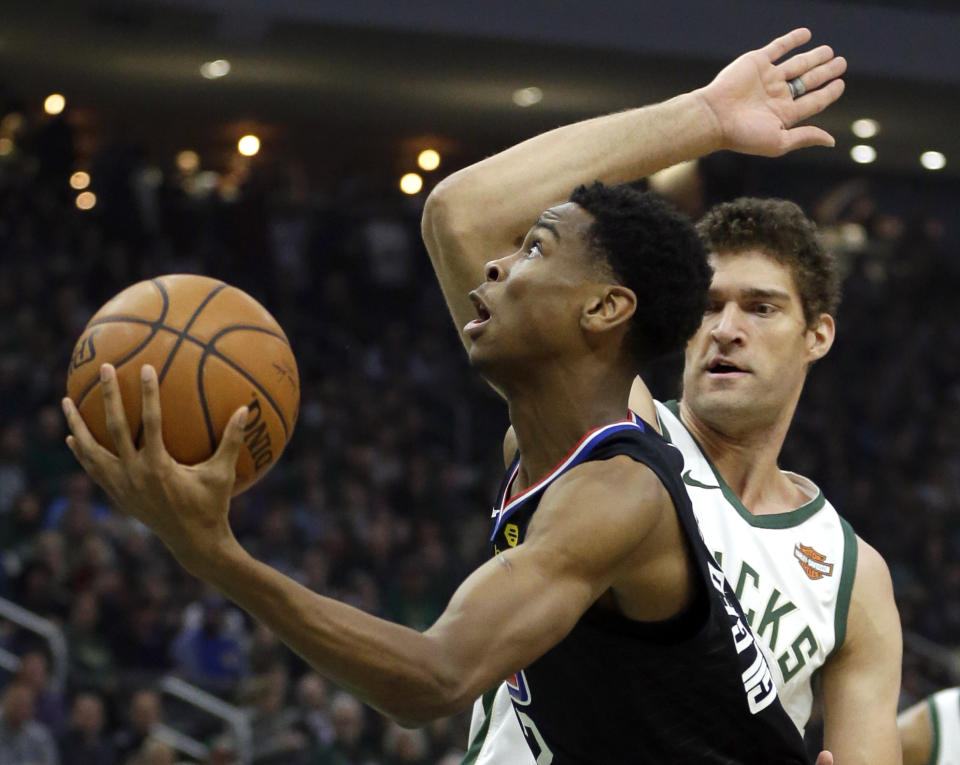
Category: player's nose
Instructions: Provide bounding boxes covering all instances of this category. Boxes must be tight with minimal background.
[484,256,508,282]
[709,305,746,346]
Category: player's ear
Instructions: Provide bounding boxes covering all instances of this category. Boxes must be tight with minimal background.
[581,285,636,334]
[805,312,835,362]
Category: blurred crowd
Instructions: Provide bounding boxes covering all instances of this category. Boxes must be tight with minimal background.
[0,103,959,764]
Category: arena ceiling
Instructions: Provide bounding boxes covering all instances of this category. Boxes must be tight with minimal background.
[2,0,959,181]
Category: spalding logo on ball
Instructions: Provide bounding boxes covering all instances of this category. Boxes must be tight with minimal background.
[66,274,300,495]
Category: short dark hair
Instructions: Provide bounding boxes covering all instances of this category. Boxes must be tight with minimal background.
[696,198,840,326]
[569,182,711,366]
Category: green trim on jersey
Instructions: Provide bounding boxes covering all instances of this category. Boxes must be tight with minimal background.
[662,401,826,529]
[461,687,499,765]
[928,695,941,765]
[832,517,859,652]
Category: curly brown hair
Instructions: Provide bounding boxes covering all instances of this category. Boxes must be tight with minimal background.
[696,198,840,327]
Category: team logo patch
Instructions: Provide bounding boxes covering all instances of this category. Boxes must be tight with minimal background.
[506,669,532,706]
[504,523,520,547]
[794,543,834,580]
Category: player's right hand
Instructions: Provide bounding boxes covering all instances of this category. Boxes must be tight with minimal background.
[696,28,846,158]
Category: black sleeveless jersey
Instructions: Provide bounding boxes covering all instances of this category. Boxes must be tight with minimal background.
[489,413,807,764]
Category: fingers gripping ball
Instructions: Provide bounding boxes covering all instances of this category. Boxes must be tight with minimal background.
[66,275,299,495]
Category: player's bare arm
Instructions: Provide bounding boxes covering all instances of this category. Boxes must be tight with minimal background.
[897,697,933,765]
[62,364,673,726]
[421,28,846,345]
[820,538,903,765]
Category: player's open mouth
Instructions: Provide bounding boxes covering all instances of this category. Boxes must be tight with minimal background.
[706,357,748,375]
[465,291,492,333]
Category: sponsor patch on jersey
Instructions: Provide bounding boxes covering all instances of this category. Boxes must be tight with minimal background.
[506,669,532,706]
[504,523,520,547]
[794,543,834,580]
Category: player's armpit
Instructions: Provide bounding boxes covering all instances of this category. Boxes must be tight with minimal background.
[628,376,658,430]
[424,457,672,711]
[897,698,933,765]
[820,537,903,765]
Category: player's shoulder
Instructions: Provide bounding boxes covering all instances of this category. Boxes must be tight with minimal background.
[851,535,894,599]
[540,456,672,529]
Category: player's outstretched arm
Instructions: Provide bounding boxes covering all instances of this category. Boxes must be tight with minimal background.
[820,538,903,764]
[62,364,665,725]
[422,28,846,345]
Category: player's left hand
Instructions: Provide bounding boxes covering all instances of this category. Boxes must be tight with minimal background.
[698,27,847,157]
[62,363,249,572]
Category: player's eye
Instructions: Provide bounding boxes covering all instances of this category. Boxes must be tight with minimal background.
[752,303,776,316]
[525,241,542,258]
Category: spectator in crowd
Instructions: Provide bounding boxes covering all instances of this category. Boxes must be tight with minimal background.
[58,692,116,765]
[171,594,249,694]
[0,681,59,765]
[112,690,162,765]
[15,650,66,735]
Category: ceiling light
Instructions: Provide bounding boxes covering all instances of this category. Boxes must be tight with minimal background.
[850,145,877,164]
[0,138,13,156]
[920,151,946,171]
[851,119,879,139]
[200,59,231,79]
[70,171,90,190]
[176,150,200,173]
[417,149,440,172]
[75,191,97,210]
[44,94,66,115]
[512,87,543,107]
[399,173,423,195]
[237,135,260,157]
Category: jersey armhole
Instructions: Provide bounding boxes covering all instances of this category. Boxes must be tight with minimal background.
[831,517,859,653]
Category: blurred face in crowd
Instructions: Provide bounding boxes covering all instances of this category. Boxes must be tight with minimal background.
[1,684,36,729]
[71,693,105,735]
[681,250,834,436]
[130,690,161,731]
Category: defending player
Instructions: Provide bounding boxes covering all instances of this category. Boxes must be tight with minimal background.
[64,180,816,761]
[899,687,960,765]
[421,28,901,765]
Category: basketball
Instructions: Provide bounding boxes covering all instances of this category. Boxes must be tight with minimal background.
[66,274,300,495]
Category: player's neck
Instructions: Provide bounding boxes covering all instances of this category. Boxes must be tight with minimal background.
[507,367,632,493]
[678,398,808,514]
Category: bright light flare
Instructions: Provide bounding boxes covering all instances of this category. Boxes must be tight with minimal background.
[512,87,543,107]
[75,191,97,210]
[851,119,879,139]
[200,59,231,79]
[920,151,946,171]
[44,94,66,115]
[399,173,423,195]
[850,145,877,164]
[237,135,260,156]
[417,149,440,171]
[70,171,90,190]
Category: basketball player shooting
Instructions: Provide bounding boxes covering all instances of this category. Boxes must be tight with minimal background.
[423,26,899,765]
[63,30,840,764]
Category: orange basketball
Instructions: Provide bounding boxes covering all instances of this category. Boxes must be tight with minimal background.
[66,274,299,495]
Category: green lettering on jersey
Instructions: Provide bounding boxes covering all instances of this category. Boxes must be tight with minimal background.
[734,562,760,626]
[777,626,818,682]
[756,588,797,653]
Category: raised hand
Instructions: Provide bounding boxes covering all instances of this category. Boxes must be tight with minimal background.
[62,363,248,572]
[697,28,847,157]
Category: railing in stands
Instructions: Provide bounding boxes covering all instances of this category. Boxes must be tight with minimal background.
[0,596,68,693]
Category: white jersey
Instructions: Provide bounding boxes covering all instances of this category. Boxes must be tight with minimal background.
[462,400,858,763]
[928,688,960,765]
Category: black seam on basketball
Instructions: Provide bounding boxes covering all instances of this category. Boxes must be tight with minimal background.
[75,279,171,410]
[147,282,228,447]
[195,325,293,445]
